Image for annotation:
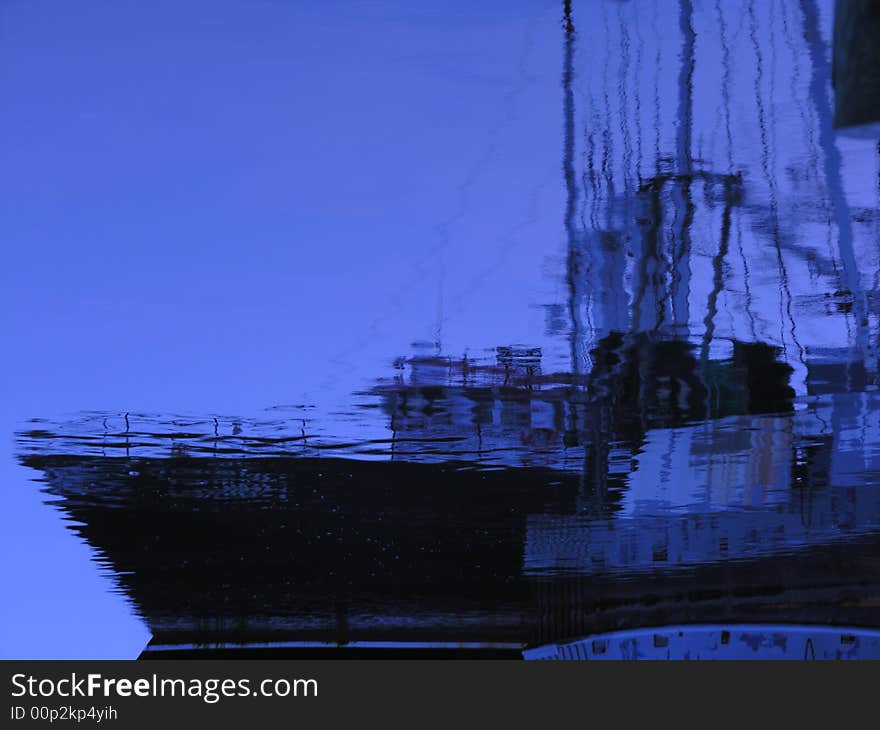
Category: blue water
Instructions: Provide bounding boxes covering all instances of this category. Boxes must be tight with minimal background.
[3,0,879,658]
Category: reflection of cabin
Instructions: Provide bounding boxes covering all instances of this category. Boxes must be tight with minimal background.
[373,338,794,472]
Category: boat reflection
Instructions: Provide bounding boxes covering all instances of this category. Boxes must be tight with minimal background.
[18,381,880,655]
[15,0,880,657]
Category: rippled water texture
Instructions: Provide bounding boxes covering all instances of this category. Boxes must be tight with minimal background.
[7,0,880,658]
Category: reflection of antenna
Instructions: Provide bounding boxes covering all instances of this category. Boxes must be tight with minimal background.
[700,179,735,363]
[563,0,583,383]
[781,0,848,354]
[874,140,880,315]
[801,0,874,376]
[716,0,757,343]
[582,97,599,231]
[719,0,761,345]
[671,0,695,336]
[600,3,615,230]
[633,2,645,184]
[617,2,633,195]
[677,0,695,176]
[749,0,801,364]
[716,0,734,174]
[651,2,662,176]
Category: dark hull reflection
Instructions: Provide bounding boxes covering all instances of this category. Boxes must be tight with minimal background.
[21,397,880,655]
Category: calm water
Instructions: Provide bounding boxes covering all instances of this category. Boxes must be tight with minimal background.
[4,0,880,658]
